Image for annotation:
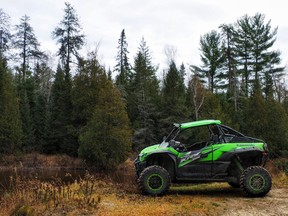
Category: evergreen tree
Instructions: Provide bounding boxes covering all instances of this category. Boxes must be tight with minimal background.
[130,38,160,151]
[33,62,53,151]
[114,29,131,95]
[52,2,85,73]
[242,88,267,138]
[13,14,46,151]
[233,15,253,97]
[78,76,132,169]
[191,30,225,93]
[0,9,11,58]
[162,60,187,121]
[0,57,22,153]
[219,24,240,111]
[233,13,284,96]
[264,98,288,157]
[14,15,44,80]
[46,65,77,155]
[72,50,106,131]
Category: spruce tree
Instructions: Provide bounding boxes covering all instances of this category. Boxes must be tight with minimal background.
[0,57,22,153]
[114,29,131,95]
[162,60,187,121]
[129,38,160,151]
[46,65,77,155]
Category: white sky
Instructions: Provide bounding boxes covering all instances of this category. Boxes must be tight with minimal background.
[2,0,288,78]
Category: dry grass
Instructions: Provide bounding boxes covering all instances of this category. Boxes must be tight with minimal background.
[0,153,84,170]
[0,157,287,216]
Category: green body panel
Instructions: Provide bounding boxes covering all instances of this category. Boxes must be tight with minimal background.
[139,142,264,166]
[212,143,264,160]
[139,144,179,162]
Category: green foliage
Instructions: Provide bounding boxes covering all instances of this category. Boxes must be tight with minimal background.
[72,51,106,129]
[14,15,45,78]
[0,7,288,164]
[263,99,288,157]
[162,61,187,118]
[45,65,77,155]
[129,38,160,151]
[0,9,11,56]
[159,61,188,136]
[78,78,132,169]
[52,2,85,72]
[0,57,22,153]
[115,29,131,95]
[191,30,225,93]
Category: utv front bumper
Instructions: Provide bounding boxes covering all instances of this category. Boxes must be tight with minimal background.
[134,156,146,177]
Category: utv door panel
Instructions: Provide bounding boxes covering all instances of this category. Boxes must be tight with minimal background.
[177,146,213,178]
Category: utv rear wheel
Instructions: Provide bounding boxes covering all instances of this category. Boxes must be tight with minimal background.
[138,165,171,196]
[240,166,272,197]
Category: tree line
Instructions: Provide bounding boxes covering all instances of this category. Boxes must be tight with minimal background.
[0,3,287,169]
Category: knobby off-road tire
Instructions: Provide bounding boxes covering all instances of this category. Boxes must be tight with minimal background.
[138,165,171,196]
[240,166,272,197]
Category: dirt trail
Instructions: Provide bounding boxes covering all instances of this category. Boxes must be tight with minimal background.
[222,188,288,216]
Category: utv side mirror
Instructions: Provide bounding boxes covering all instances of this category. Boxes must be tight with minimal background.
[163,136,167,141]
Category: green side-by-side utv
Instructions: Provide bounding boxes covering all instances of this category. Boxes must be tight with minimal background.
[134,120,271,197]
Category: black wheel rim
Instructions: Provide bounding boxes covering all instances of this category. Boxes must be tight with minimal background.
[249,174,265,191]
[147,174,163,190]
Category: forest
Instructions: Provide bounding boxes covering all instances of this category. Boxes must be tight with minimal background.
[1,2,288,170]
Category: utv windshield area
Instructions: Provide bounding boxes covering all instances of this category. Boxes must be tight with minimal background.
[159,122,249,150]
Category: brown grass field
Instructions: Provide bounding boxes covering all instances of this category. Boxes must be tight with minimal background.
[0,156,287,216]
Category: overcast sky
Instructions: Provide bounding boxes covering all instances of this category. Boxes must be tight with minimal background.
[2,0,288,77]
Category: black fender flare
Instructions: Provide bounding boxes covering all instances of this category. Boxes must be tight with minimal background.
[145,151,178,177]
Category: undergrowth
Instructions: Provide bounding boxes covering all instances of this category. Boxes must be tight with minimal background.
[0,158,287,216]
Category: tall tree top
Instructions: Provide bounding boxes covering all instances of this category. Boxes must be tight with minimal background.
[52,2,85,74]
[0,9,11,57]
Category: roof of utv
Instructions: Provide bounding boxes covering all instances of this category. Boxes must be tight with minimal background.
[174,119,221,129]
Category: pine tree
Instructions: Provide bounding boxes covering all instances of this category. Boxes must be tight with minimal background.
[114,29,131,95]
[190,30,225,93]
[129,38,160,151]
[53,2,85,73]
[219,24,240,111]
[14,15,45,80]
[0,9,11,58]
[0,57,22,153]
[78,76,131,169]
[233,13,284,96]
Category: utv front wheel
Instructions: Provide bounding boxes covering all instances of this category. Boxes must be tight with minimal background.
[240,166,272,197]
[138,165,171,196]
